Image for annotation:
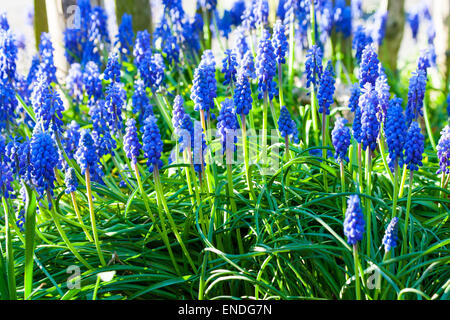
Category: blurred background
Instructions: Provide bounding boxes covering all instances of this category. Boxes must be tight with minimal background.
[2,0,449,92]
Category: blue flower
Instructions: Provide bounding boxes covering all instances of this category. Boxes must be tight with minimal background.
[382,217,399,252]
[64,120,81,159]
[359,44,379,88]
[38,32,57,83]
[352,26,372,64]
[66,63,84,103]
[447,94,450,118]
[139,53,165,90]
[132,79,153,122]
[408,10,420,41]
[0,12,10,31]
[222,49,238,86]
[154,16,180,65]
[199,0,217,11]
[403,121,424,172]
[344,195,365,246]
[116,14,134,60]
[272,20,288,65]
[436,125,450,174]
[305,45,323,89]
[31,71,65,134]
[18,138,32,182]
[89,100,116,158]
[172,95,186,133]
[104,51,121,82]
[142,116,164,173]
[278,106,299,144]
[334,0,352,38]
[352,104,362,144]
[234,66,253,116]
[191,50,217,112]
[0,29,18,81]
[375,65,390,122]
[230,0,246,26]
[0,159,13,199]
[30,127,59,197]
[83,61,103,101]
[332,117,351,163]
[105,82,126,132]
[75,129,104,183]
[234,26,250,62]
[64,167,78,194]
[192,120,207,173]
[360,83,380,152]
[317,61,335,115]
[241,51,256,79]
[133,30,151,67]
[385,98,407,170]
[0,78,17,129]
[217,99,239,154]
[256,29,277,99]
[124,118,142,165]
[406,69,427,125]
[349,83,360,113]
[178,113,195,153]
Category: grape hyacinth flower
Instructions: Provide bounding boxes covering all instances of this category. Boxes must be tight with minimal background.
[256,29,277,100]
[272,20,288,65]
[0,158,14,199]
[116,13,134,60]
[83,61,103,101]
[436,126,450,174]
[142,116,164,173]
[359,44,379,88]
[352,105,363,144]
[132,79,153,122]
[217,99,239,159]
[31,72,65,135]
[241,51,256,79]
[317,61,335,115]
[360,83,380,152]
[375,66,390,122]
[104,51,121,83]
[64,120,81,159]
[124,118,142,165]
[89,100,116,158]
[133,30,151,67]
[334,0,352,38]
[0,29,18,81]
[172,95,186,134]
[64,167,78,194]
[193,121,207,174]
[385,98,407,171]
[344,195,365,245]
[30,127,59,198]
[408,10,420,41]
[105,82,126,132]
[0,77,17,129]
[75,129,104,183]
[234,66,253,116]
[406,69,427,125]
[234,26,250,62]
[404,121,424,172]
[38,32,57,83]
[278,106,299,144]
[221,49,238,87]
[382,217,399,253]
[349,83,360,113]
[332,117,351,163]
[352,26,373,64]
[66,63,84,104]
[305,45,323,90]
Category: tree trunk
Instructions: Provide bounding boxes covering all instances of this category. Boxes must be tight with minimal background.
[115,0,152,34]
[34,0,49,49]
[380,0,405,73]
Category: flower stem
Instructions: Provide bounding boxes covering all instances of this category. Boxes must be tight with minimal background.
[70,192,94,242]
[242,115,256,201]
[85,167,106,267]
[340,161,346,216]
[153,169,198,273]
[353,244,362,300]
[391,161,399,219]
[403,170,414,255]
[2,197,16,300]
[133,163,181,276]
[365,149,372,257]
[46,191,93,270]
